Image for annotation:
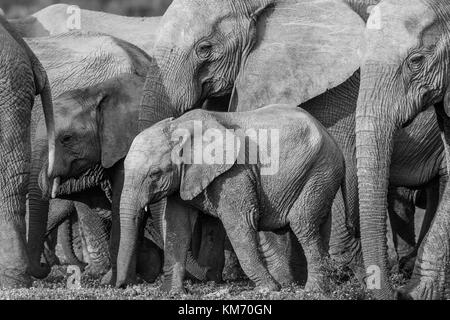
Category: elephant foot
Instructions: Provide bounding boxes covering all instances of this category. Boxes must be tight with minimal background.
[160,279,187,295]
[85,263,109,277]
[100,269,115,286]
[0,222,33,288]
[0,269,32,289]
[116,275,138,289]
[138,270,160,284]
[255,279,281,293]
[304,271,328,293]
[27,261,51,280]
[304,279,325,293]
[205,268,223,283]
[168,287,187,295]
[330,241,366,286]
[396,277,440,300]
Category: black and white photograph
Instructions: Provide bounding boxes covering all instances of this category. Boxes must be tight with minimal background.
[0,0,449,306]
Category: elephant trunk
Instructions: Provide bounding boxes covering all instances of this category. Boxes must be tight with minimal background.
[116,190,142,287]
[45,200,74,237]
[59,217,85,266]
[27,139,51,279]
[138,57,178,133]
[355,63,399,299]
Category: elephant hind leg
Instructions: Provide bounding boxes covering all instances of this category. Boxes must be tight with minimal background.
[221,213,280,292]
[288,171,340,292]
[387,186,416,266]
[0,221,32,288]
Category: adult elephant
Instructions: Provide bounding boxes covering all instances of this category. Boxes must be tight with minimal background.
[355,0,450,299]
[9,4,161,54]
[25,32,152,280]
[0,16,55,288]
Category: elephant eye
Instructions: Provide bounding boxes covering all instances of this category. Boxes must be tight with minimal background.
[149,168,162,180]
[196,41,214,60]
[61,135,72,144]
[407,53,425,69]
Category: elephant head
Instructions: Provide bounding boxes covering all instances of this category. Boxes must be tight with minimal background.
[117,113,240,286]
[45,74,144,192]
[355,0,450,299]
[139,0,363,130]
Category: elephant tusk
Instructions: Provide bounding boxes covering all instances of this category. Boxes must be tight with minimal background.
[51,177,61,198]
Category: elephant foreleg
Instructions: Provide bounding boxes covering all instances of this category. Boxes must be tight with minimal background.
[398,179,441,275]
[398,106,450,300]
[387,186,416,271]
[258,230,307,286]
[161,197,198,293]
[195,215,226,283]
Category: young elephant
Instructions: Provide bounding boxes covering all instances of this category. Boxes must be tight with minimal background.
[117,105,346,293]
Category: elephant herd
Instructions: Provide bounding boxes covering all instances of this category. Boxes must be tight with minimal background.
[0,0,450,300]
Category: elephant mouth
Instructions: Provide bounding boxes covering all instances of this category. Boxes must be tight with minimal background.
[68,159,97,179]
[41,163,111,200]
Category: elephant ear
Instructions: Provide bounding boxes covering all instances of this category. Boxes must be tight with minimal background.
[229,0,365,112]
[177,118,241,201]
[97,74,145,168]
[444,88,450,118]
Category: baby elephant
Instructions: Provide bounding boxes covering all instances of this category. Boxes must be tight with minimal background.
[117,105,346,293]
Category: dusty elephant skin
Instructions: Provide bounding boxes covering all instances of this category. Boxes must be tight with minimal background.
[356,0,450,299]
[117,105,346,293]
[0,16,55,288]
